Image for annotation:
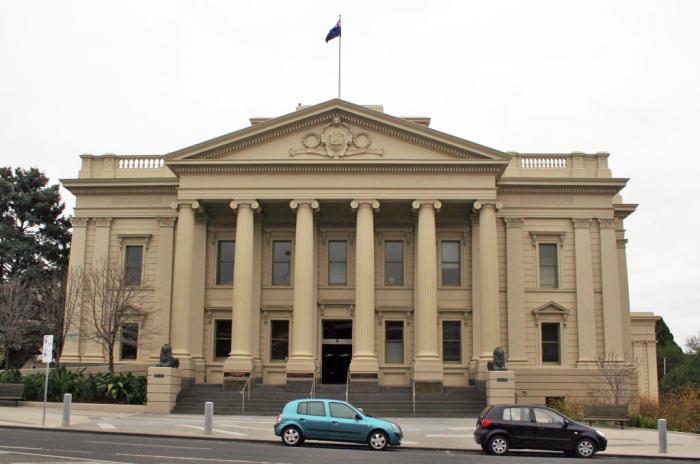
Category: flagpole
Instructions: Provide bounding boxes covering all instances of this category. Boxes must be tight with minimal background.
[338,14,341,99]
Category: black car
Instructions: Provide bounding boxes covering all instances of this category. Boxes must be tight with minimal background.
[474,404,607,458]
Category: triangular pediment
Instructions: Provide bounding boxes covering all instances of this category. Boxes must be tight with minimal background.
[165,99,510,165]
[531,302,570,317]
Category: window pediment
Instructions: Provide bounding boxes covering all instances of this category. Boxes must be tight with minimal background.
[531,301,570,326]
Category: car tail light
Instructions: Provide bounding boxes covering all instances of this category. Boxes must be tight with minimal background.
[275,415,281,426]
[482,418,492,428]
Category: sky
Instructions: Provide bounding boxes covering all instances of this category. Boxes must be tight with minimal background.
[1,0,698,348]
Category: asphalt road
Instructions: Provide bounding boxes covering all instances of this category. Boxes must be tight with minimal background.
[0,428,694,464]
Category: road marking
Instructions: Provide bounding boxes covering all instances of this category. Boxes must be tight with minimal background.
[425,434,470,438]
[116,453,289,464]
[86,440,211,450]
[177,424,248,436]
[401,440,418,445]
[0,449,127,463]
[0,446,43,450]
[97,423,117,430]
[447,426,474,431]
[220,424,271,432]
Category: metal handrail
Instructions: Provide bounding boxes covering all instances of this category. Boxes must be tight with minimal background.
[310,370,317,399]
[345,370,351,403]
[411,366,416,416]
[241,377,251,413]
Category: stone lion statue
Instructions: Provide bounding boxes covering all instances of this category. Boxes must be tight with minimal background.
[487,346,507,371]
[156,344,179,368]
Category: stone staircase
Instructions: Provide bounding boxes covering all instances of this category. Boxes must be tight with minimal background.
[172,383,485,417]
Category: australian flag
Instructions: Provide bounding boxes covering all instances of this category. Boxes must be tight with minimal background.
[325,19,341,43]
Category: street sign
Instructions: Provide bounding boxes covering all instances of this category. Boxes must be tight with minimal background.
[42,335,54,364]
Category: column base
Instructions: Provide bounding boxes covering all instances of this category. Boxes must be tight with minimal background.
[413,357,444,392]
[222,355,254,391]
[349,356,379,392]
[285,356,316,392]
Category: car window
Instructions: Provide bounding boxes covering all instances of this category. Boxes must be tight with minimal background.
[502,407,531,422]
[296,401,326,417]
[329,402,357,419]
[533,408,564,425]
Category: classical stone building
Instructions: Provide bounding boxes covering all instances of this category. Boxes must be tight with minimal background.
[61,100,658,403]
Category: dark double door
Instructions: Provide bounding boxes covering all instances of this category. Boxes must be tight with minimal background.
[321,320,352,384]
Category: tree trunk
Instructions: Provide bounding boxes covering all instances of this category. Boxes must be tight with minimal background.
[107,346,115,376]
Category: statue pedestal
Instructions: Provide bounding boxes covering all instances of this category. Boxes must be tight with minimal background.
[486,370,516,406]
[146,367,182,413]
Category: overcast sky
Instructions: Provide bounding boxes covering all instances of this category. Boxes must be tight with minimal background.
[1,1,698,348]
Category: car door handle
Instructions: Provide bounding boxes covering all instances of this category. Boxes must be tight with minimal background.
[332,421,339,424]
[299,418,305,422]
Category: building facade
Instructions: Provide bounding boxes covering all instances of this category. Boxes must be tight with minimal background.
[61,100,658,402]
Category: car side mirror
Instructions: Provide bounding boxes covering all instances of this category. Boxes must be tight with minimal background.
[562,421,569,429]
[355,413,363,421]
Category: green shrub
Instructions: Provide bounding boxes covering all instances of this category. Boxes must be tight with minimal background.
[0,369,22,383]
[629,415,658,429]
[548,397,585,422]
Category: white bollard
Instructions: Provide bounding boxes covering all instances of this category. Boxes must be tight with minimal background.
[658,418,667,453]
[204,401,214,435]
[62,393,72,427]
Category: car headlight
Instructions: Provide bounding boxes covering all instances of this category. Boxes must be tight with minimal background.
[391,423,401,433]
[596,429,605,438]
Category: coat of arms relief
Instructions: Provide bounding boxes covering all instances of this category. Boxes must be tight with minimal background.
[289,117,384,159]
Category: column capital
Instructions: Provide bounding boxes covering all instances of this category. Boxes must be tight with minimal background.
[230,199,260,211]
[503,217,524,228]
[598,218,616,229]
[94,217,113,228]
[158,217,177,228]
[351,199,380,211]
[170,200,200,211]
[290,199,319,211]
[473,200,503,212]
[411,199,442,212]
[572,218,592,229]
[72,217,90,227]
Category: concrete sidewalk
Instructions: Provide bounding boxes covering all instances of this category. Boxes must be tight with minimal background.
[0,404,698,460]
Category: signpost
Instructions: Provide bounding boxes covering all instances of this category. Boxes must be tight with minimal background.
[41,335,54,427]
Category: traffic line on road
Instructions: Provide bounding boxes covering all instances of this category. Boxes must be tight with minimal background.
[177,424,248,436]
[0,449,127,463]
[97,423,117,430]
[116,453,289,464]
[86,440,212,450]
[425,434,470,438]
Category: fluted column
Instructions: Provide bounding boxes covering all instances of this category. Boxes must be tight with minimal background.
[573,219,596,364]
[412,200,443,389]
[505,218,526,363]
[170,200,198,378]
[223,200,259,378]
[286,200,319,385]
[599,218,624,359]
[349,200,380,382]
[474,200,502,361]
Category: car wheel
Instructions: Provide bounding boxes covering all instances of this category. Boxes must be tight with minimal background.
[368,430,389,451]
[487,435,509,456]
[574,438,596,458]
[282,426,304,446]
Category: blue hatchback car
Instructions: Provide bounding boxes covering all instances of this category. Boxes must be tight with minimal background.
[274,399,402,450]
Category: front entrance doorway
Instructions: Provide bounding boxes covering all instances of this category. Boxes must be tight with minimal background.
[321,319,352,384]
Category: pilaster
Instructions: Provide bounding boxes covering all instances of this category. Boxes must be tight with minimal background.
[573,218,597,364]
[61,217,89,363]
[599,218,624,359]
[82,217,112,363]
[504,218,526,363]
[470,213,481,371]
[149,217,176,363]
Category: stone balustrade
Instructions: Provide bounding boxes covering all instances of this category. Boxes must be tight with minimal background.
[78,154,175,179]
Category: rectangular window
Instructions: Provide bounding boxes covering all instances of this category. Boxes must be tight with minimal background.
[272,240,292,285]
[120,323,138,360]
[125,245,143,286]
[385,321,404,363]
[217,240,235,285]
[539,243,559,288]
[502,407,531,422]
[541,322,561,363]
[270,320,289,361]
[328,240,348,285]
[441,241,461,286]
[384,241,404,286]
[297,401,326,416]
[442,320,462,362]
[214,320,232,359]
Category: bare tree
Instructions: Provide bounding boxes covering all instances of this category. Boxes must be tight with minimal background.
[36,269,82,369]
[685,333,700,355]
[589,351,639,405]
[80,260,157,375]
[0,278,39,369]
